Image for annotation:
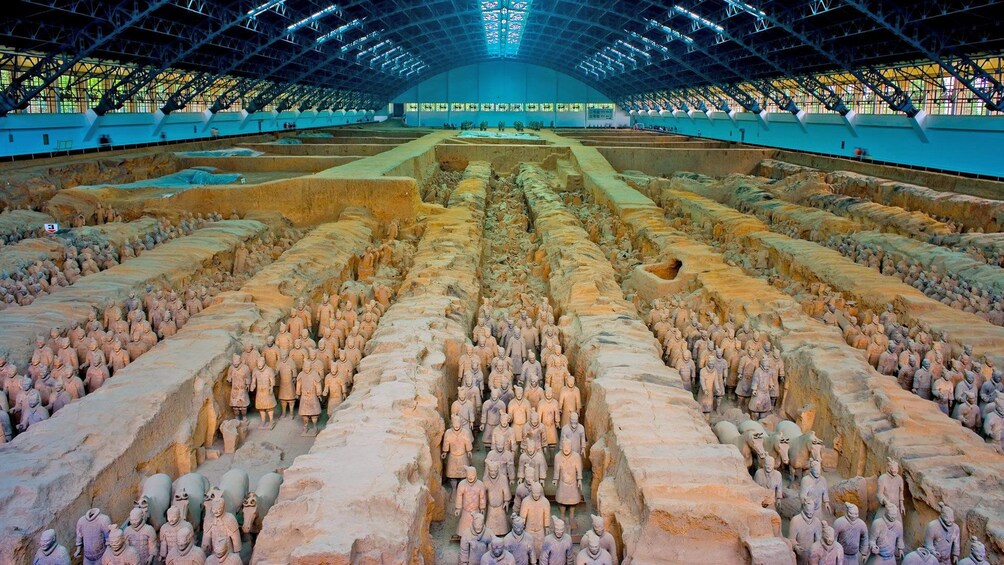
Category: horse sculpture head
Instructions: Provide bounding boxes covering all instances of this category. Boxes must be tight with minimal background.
[776,435,791,466]
[241,492,259,534]
[810,433,824,461]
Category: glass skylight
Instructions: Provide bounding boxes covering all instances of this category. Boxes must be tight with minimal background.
[480,0,532,58]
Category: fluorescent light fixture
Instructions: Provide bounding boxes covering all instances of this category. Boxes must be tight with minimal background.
[616,40,651,59]
[480,0,532,57]
[316,17,363,44]
[356,39,389,59]
[647,19,694,44]
[247,0,285,17]
[630,31,669,54]
[672,5,724,33]
[724,0,766,18]
[607,47,636,64]
[340,30,379,53]
[287,4,340,32]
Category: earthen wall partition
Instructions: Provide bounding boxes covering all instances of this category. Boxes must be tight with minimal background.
[238,142,395,157]
[0,152,182,208]
[434,143,572,174]
[252,164,489,564]
[46,131,454,227]
[686,174,1004,295]
[0,220,265,368]
[656,177,1004,369]
[296,136,416,145]
[518,163,791,564]
[177,155,359,173]
[596,146,776,178]
[580,140,728,149]
[773,150,1004,200]
[0,213,376,563]
[758,159,1004,232]
[591,163,1004,559]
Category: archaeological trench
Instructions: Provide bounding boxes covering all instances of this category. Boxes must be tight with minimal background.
[0,124,1002,565]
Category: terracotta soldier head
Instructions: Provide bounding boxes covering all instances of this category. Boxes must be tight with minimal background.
[166,506,180,527]
[762,455,775,471]
[471,512,486,535]
[938,502,955,528]
[107,526,126,553]
[213,536,231,559]
[800,496,815,520]
[886,458,899,476]
[37,529,60,557]
[552,516,566,539]
[845,502,860,523]
[966,536,987,562]
[530,482,543,501]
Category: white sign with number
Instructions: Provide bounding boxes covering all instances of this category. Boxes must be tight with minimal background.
[44,223,59,233]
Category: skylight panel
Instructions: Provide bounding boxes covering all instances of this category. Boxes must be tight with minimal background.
[481,0,532,58]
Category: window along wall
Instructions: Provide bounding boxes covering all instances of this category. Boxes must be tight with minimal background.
[393,61,629,127]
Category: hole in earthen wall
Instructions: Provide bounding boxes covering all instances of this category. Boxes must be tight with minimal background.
[644,259,682,280]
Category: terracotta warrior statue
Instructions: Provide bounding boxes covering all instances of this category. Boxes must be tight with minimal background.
[788,496,823,565]
[443,414,474,497]
[225,355,250,421]
[205,536,241,565]
[455,466,488,538]
[503,515,534,565]
[901,544,940,565]
[249,357,276,429]
[201,499,240,558]
[867,500,904,565]
[159,507,192,562]
[164,523,204,564]
[32,529,71,565]
[101,526,140,565]
[459,512,493,565]
[122,507,157,565]
[552,439,583,528]
[876,458,905,517]
[296,362,323,434]
[809,523,844,565]
[481,389,506,448]
[519,482,552,557]
[275,349,297,418]
[483,536,517,565]
[754,455,783,508]
[958,536,988,565]
[833,502,868,564]
[75,508,112,565]
[540,516,574,565]
[923,502,960,565]
[576,535,613,565]
[483,459,511,535]
[799,459,832,517]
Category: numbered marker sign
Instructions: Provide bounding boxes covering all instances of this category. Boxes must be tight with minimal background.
[44,223,59,233]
